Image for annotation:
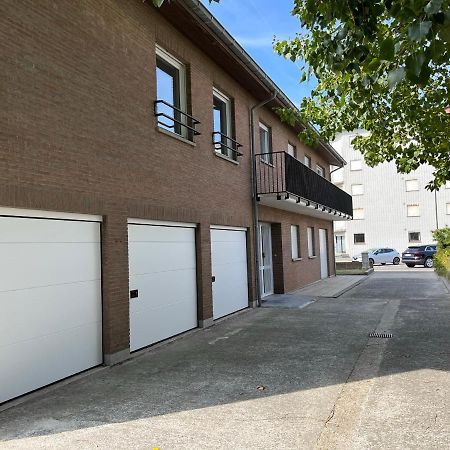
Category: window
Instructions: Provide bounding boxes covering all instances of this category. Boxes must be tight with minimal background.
[307,227,315,257]
[407,204,420,217]
[350,160,362,171]
[213,88,233,159]
[446,182,450,189]
[353,208,364,220]
[304,155,311,168]
[351,184,364,196]
[155,46,186,136]
[446,203,450,215]
[287,142,296,158]
[291,225,301,259]
[335,234,346,254]
[259,123,272,164]
[316,165,325,177]
[406,179,419,192]
[354,233,365,244]
[409,232,421,242]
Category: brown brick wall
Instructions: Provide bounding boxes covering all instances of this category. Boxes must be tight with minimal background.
[0,0,337,358]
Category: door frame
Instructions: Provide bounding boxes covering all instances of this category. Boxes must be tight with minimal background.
[259,222,274,297]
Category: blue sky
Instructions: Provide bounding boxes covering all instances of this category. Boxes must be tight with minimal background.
[202,0,315,106]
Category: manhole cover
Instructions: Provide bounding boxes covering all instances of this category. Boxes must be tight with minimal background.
[369,332,392,338]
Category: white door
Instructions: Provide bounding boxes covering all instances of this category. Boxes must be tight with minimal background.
[128,222,197,352]
[0,213,102,404]
[211,228,249,319]
[259,223,274,297]
[319,228,329,279]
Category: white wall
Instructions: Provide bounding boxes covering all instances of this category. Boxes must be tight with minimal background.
[332,131,450,258]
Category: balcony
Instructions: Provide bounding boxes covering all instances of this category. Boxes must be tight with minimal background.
[154,100,201,142]
[255,151,353,220]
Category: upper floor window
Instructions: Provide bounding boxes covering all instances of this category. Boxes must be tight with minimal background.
[351,184,364,196]
[213,88,234,158]
[405,179,419,192]
[287,143,296,158]
[155,46,187,137]
[353,208,364,220]
[316,165,325,177]
[447,203,450,215]
[407,204,420,217]
[259,122,272,164]
[304,155,311,168]
[350,160,362,171]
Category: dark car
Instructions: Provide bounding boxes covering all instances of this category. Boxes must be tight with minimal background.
[402,245,437,268]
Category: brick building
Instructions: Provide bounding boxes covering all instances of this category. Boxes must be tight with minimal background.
[0,0,352,403]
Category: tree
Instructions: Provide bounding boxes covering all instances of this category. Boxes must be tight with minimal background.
[275,0,450,189]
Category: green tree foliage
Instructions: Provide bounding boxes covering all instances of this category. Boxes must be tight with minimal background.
[275,0,449,189]
[432,227,450,275]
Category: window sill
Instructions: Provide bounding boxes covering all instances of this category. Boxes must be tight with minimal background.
[214,151,240,165]
[308,255,317,259]
[157,127,196,147]
[354,243,366,245]
[292,257,303,262]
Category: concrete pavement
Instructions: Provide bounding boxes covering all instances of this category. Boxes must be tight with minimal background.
[1,269,449,449]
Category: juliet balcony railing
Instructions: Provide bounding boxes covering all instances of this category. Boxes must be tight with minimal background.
[255,151,353,217]
[154,100,201,141]
[212,131,243,160]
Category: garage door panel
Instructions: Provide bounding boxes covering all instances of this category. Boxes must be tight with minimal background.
[129,241,196,276]
[211,229,249,320]
[0,243,101,292]
[0,217,100,243]
[129,223,198,352]
[0,280,102,348]
[0,321,102,403]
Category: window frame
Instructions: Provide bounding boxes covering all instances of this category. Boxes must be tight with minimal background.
[316,164,325,177]
[354,233,365,244]
[408,231,421,242]
[405,179,419,192]
[304,155,312,168]
[155,45,187,138]
[291,224,301,260]
[213,87,234,159]
[350,160,362,171]
[259,122,273,164]
[351,184,364,196]
[353,208,365,220]
[446,203,450,215]
[407,204,420,217]
[307,226,316,257]
[287,142,296,159]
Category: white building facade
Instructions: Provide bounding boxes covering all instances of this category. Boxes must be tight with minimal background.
[332,130,450,258]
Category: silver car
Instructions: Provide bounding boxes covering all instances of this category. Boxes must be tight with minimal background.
[353,248,401,266]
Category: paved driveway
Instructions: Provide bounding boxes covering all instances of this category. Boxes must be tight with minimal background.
[1,269,450,449]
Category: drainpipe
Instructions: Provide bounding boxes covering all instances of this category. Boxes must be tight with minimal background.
[250,91,278,307]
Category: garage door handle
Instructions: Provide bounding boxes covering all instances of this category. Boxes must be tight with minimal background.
[212,276,216,283]
[130,289,139,299]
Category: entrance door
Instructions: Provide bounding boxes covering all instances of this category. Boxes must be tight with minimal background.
[259,223,274,297]
[319,228,329,279]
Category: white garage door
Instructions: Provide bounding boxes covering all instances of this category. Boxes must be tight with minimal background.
[0,210,102,404]
[211,228,249,320]
[128,221,198,352]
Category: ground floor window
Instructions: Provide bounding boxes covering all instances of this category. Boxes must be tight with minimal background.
[307,227,315,257]
[291,225,301,259]
[409,231,421,242]
[335,234,346,253]
[354,233,365,244]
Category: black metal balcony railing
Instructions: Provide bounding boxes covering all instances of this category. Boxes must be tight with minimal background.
[212,131,243,159]
[154,100,201,141]
[255,151,353,217]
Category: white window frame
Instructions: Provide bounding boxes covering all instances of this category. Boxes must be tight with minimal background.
[353,208,364,220]
[405,179,419,192]
[407,204,420,217]
[213,87,233,158]
[307,227,315,257]
[155,45,187,137]
[304,155,311,168]
[350,160,362,171]
[291,225,301,260]
[351,184,364,196]
[316,165,325,177]
[259,122,272,164]
[446,203,450,215]
[287,142,296,158]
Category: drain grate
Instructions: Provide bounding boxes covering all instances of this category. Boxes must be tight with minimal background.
[369,332,392,338]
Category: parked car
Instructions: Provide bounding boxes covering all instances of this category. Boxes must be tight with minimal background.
[353,248,401,266]
[402,245,437,268]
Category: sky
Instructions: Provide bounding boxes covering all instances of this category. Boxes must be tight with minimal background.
[202,0,316,106]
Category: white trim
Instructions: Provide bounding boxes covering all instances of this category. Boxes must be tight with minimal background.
[259,122,269,132]
[210,225,247,232]
[127,218,197,228]
[213,87,230,104]
[0,207,102,222]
